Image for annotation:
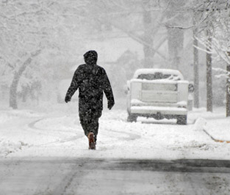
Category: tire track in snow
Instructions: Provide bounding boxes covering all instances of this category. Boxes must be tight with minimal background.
[28,116,141,149]
[27,117,84,145]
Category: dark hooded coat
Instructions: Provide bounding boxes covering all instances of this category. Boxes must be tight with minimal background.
[65,50,114,118]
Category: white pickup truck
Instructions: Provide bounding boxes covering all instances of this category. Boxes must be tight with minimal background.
[126,69,191,125]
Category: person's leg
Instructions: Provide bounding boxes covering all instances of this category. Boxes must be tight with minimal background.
[90,110,102,142]
[80,116,95,149]
[88,117,99,142]
[79,99,91,137]
[79,108,101,149]
[79,115,89,136]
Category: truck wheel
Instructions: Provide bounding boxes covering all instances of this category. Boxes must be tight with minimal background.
[177,115,187,125]
[127,114,137,122]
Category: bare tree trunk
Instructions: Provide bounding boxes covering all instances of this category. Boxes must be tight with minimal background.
[9,58,32,109]
[165,1,185,69]
[206,37,213,112]
[143,2,154,68]
[167,27,183,69]
[9,50,41,109]
[227,64,230,117]
[193,36,199,108]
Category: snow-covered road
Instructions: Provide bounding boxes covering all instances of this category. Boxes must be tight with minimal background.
[1,157,230,195]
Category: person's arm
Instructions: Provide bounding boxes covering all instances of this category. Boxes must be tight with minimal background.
[102,69,115,110]
[65,68,81,103]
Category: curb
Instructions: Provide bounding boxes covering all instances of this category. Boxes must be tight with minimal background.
[203,129,230,144]
[195,117,230,143]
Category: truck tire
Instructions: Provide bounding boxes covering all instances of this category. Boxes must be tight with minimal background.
[177,115,187,125]
[127,114,137,122]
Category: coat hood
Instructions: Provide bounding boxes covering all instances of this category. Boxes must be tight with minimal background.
[83,50,98,65]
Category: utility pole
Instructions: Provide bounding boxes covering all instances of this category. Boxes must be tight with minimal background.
[206,36,213,112]
[193,29,199,108]
[227,61,230,117]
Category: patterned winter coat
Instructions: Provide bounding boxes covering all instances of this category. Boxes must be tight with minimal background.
[65,50,115,118]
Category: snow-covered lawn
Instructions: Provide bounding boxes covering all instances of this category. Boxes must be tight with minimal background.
[0,102,230,160]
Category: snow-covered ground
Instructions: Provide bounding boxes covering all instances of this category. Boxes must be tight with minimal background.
[0,100,230,160]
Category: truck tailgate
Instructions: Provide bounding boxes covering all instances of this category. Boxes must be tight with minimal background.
[141,90,177,103]
[140,82,178,103]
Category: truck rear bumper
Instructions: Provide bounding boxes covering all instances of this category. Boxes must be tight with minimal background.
[130,106,187,115]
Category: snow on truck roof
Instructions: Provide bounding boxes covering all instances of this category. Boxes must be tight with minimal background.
[133,69,184,80]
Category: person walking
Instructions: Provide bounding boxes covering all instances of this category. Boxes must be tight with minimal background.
[65,50,115,150]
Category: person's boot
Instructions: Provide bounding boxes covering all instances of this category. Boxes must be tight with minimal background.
[88,132,96,150]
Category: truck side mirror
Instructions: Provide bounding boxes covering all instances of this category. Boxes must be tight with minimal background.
[188,83,194,93]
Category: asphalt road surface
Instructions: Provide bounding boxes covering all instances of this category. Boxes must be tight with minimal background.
[0,158,230,195]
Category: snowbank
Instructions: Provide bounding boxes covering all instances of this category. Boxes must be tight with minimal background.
[0,140,28,156]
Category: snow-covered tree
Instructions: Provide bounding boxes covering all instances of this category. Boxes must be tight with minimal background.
[84,0,169,68]
[192,0,230,115]
[0,0,89,109]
